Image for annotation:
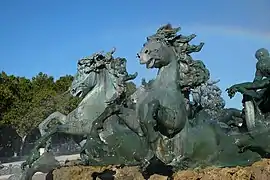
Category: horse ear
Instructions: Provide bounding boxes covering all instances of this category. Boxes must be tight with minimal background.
[167,38,175,45]
[111,47,116,54]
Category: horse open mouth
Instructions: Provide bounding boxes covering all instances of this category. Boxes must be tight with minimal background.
[146,59,155,68]
[75,90,83,97]
[139,56,155,68]
[139,53,154,68]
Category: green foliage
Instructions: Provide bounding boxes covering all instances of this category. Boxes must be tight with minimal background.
[0,72,80,137]
[54,75,74,93]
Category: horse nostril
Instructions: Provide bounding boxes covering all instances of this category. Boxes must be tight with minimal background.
[136,53,140,58]
[71,88,76,93]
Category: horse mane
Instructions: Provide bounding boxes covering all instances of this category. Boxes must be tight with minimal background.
[147,24,181,44]
[77,48,115,74]
[145,24,209,89]
[146,24,190,61]
[76,49,132,96]
[76,49,124,78]
[147,24,195,55]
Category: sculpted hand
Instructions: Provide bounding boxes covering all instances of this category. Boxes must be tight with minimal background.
[226,85,242,98]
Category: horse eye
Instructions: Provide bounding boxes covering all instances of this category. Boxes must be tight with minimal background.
[144,50,149,54]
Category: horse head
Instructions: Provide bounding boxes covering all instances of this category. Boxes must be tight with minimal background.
[70,48,137,100]
[70,52,104,98]
[137,35,177,70]
[138,24,208,91]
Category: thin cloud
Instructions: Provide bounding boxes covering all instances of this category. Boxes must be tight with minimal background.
[101,23,270,42]
[185,24,270,41]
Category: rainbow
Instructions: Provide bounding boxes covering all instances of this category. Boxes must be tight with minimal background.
[186,24,270,41]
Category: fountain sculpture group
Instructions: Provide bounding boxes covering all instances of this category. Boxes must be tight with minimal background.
[13,24,270,179]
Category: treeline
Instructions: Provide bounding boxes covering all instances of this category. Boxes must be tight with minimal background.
[0,71,136,138]
[0,72,81,137]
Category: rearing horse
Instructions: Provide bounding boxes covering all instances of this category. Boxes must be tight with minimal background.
[135,24,261,168]
[136,28,189,165]
[32,49,137,157]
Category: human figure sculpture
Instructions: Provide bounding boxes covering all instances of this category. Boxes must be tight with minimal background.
[227,48,270,100]
[226,48,270,131]
[224,48,270,157]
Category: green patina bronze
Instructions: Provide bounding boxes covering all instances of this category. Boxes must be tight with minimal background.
[18,48,139,180]
[225,48,270,157]
[18,24,270,180]
[226,48,270,130]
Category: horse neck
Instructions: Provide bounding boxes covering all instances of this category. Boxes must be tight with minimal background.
[153,55,180,90]
[80,70,117,105]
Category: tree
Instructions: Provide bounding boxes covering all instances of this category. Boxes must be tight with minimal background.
[0,72,32,125]
[0,72,80,137]
[0,72,16,122]
[31,72,55,92]
[54,75,74,93]
[53,75,81,115]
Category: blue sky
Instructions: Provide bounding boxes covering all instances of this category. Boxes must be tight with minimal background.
[0,0,269,109]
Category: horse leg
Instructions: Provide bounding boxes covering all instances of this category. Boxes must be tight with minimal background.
[38,111,67,152]
[140,99,161,144]
[25,120,94,167]
[118,108,144,137]
[86,115,154,167]
[38,111,67,136]
[35,119,98,151]
[21,152,60,180]
[157,104,187,137]
[90,104,121,139]
[91,103,144,137]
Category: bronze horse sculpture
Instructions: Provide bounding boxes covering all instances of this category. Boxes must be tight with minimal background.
[18,24,270,180]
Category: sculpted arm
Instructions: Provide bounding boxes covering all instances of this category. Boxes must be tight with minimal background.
[240,64,270,90]
[236,79,270,90]
[227,67,269,98]
[233,64,268,90]
[253,64,263,82]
